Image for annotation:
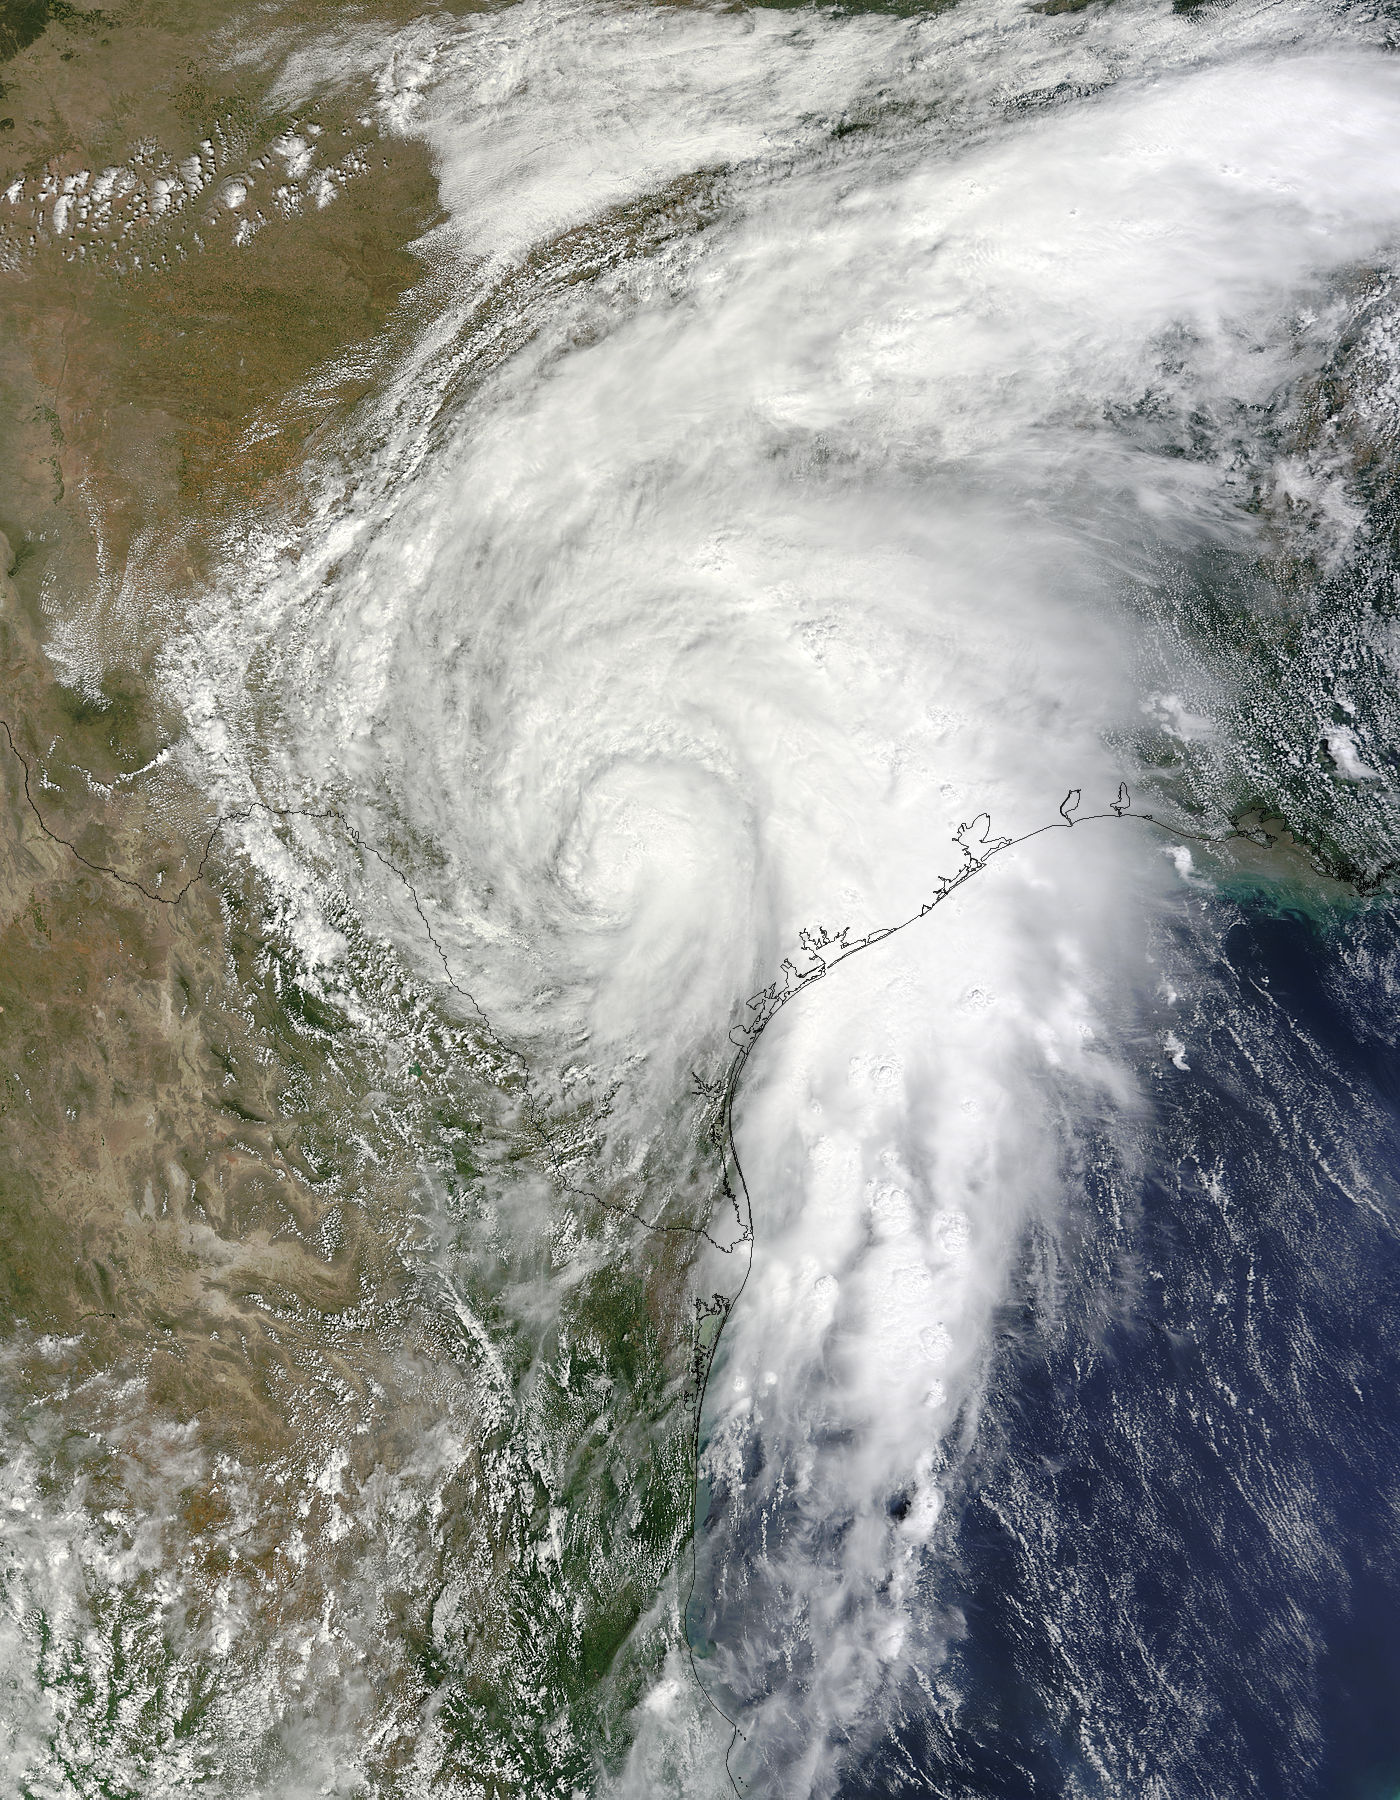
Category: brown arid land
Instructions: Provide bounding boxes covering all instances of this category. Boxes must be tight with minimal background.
[0,4,530,1783]
[0,0,455,1456]
[0,19,709,1790]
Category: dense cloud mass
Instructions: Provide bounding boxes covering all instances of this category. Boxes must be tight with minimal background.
[121,0,1400,1793]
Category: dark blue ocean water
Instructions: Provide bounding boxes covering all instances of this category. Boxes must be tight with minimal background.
[847,890,1400,1800]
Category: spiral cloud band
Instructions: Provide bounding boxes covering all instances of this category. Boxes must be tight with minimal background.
[154,2,1400,1792]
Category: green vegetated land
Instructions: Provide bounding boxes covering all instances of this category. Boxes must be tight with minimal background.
[1111,269,1400,919]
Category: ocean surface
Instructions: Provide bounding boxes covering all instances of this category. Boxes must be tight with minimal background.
[842,889,1400,1800]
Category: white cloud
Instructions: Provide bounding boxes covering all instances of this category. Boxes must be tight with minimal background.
[151,1,1400,1792]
